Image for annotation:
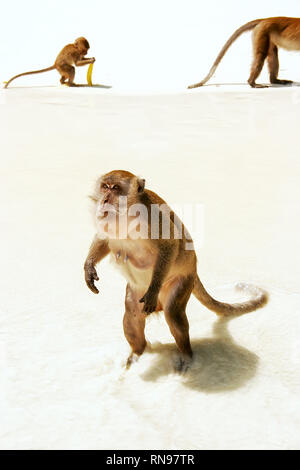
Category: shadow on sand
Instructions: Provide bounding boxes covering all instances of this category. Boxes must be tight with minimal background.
[190,81,300,88]
[74,84,112,89]
[141,317,259,393]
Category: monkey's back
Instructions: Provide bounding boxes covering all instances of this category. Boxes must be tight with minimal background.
[55,44,81,67]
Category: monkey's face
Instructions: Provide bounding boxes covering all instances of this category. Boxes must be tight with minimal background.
[91,170,147,240]
[91,171,145,219]
[97,180,125,217]
[74,37,90,54]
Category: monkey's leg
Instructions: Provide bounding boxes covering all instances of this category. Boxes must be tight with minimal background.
[123,284,146,368]
[57,65,76,86]
[66,66,76,86]
[268,43,293,85]
[248,33,269,88]
[160,276,194,367]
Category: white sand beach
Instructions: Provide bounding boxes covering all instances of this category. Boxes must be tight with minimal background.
[1,0,300,451]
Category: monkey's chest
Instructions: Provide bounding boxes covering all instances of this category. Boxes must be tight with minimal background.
[109,240,155,290]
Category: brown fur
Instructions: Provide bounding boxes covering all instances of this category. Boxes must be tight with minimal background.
[84,170,268,368]
[188,17,300,88]
[4,37,95,88]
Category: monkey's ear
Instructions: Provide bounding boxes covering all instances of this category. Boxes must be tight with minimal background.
[137,178,145,193]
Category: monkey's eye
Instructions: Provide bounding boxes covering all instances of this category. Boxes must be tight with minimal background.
[112,185,119,191]
[102,183,108,189]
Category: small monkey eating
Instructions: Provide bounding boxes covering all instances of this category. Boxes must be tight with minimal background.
[4,37,95,88]
[188,16,300,88]
[84,170,268,369]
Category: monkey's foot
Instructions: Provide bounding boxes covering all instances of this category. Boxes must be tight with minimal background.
[62,82,79,87]
[248,82,269,88]
[174,354,193,373]
[271,79,293,86]
[125,352,140,370]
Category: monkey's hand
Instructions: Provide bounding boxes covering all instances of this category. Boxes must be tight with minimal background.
[139,288,159,314]
[84,263,99,294]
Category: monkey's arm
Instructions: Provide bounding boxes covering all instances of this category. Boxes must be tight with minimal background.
[140,242,176,313]
[84,237,110,294]
[75,57,95,67]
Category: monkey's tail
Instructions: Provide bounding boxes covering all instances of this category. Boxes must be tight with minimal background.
[187,19,262,89]
[4,65,56,88]
[193,275,268,316]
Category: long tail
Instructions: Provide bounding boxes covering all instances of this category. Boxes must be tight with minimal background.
[187,19,262,89]
[4,65,55,88]
[193,275,268,316]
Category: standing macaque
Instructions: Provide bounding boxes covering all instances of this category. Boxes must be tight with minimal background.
[84,170,268,369]
[188,17,300,88]
[4,37,95,88]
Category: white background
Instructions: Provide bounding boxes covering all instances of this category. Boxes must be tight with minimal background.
[1,0,300,91]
